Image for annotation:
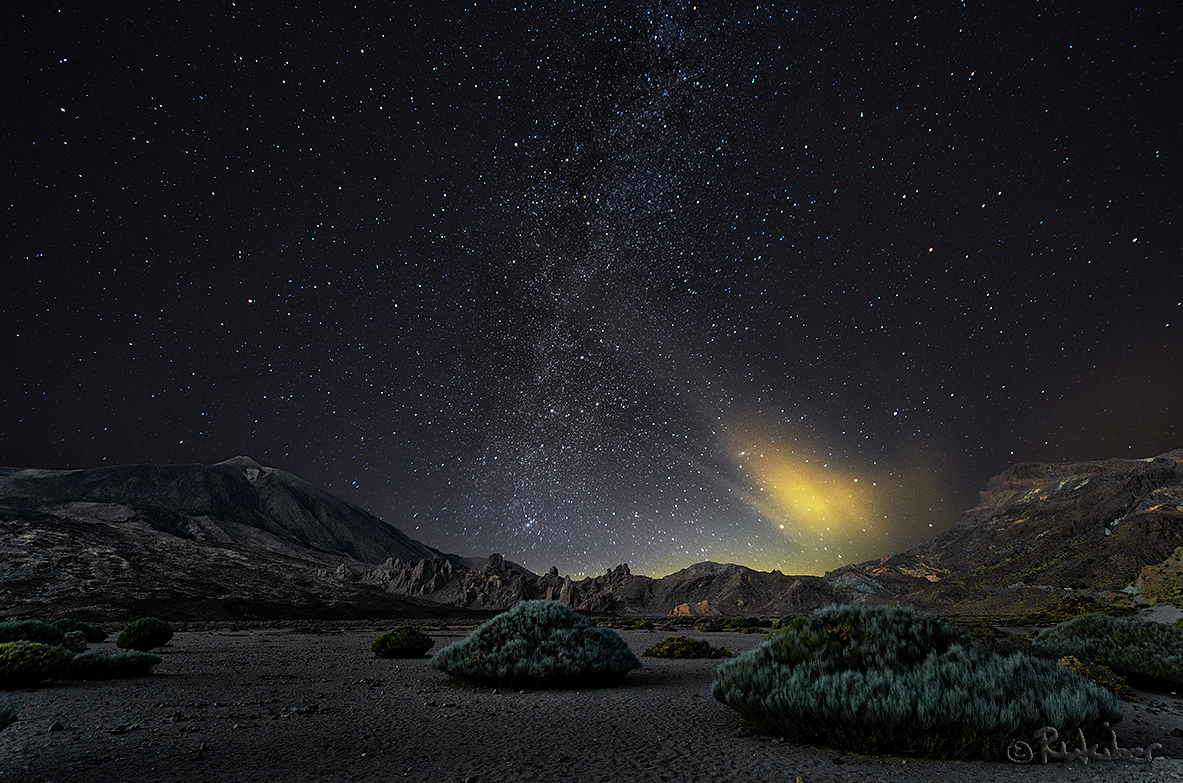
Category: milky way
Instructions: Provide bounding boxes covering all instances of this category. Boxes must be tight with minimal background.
[4,2,1179,577]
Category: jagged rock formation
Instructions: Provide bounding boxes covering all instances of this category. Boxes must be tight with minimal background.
[359,557,838,616]
[825,448,1183,610]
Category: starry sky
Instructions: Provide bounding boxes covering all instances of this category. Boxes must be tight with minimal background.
[4,2,1180,578]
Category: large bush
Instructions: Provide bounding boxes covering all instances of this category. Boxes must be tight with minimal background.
[0,641,76,688]
[0,620,65,646]
[116,617,173,652]
[69,650,162,680]
[431,600,641,686]
[1029,613,1183,688]
[711,604,1122,760]
[371,625,433,658]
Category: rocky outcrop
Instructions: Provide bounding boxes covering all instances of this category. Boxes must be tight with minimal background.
[826,449,1183,609]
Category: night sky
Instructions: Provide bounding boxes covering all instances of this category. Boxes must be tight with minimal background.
[4,2,1179,578]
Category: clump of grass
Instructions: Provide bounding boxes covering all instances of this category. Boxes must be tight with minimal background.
[371,625,433,658]
[431,600,640,687]
[712,604,1121,761]
[642,635,732,659]
[1029,613,1183,689]
[116,617,173,652]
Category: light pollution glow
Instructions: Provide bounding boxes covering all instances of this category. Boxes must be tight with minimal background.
[715,416,958,575]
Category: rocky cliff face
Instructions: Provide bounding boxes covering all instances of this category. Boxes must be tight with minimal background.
[825,449,1183,609]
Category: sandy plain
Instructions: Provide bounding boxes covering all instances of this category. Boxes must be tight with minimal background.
[2,623,1182,783]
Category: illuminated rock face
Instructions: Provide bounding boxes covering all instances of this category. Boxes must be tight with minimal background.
[825,448,1183,609]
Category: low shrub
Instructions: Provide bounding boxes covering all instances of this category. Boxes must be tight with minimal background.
[116,617,173,652]
[1029,613,1183,688]
[0,704,16,732]
[711,604,1122,761]
[1015,596,1135,625]
[431,600,641,686]
[371,626,433,658]
[642,635,732,659]
[69,650,162,680]
[0,641,75,688]
[1175,617,1183,631]
[720,617,772,630]
[0,620,65,646]
[1057,655,1134,701]
[61,630,89,652]
[50,618,107,643]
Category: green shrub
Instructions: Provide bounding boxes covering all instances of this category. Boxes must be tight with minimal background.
[0,620,65,646]
[0,641,75,688]
[431,600,641,686]
[371,625,433,658]
[0,704,16,732]
[69,650,162,680]
[1057,655,1134,701]
[769,615,804,632]
[1029,613,1183,688]
[50,618,107,643]
[116,617,173,652]
[711,604,1122,760]
[1015,596,1135,625]
[720,617,772,630]
[1175,617,1183,631]
[642,635,732,659]
[61,630,89,652]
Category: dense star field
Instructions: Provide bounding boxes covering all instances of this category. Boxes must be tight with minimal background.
[3,2,1179,577]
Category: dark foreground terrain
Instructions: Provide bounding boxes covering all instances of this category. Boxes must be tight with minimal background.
[2,625,1181,783]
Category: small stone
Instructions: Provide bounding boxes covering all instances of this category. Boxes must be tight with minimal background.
[48,721,64,732]
[1171,727,1183,737]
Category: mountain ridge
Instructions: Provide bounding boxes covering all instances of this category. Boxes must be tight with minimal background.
[3,449,1181,620]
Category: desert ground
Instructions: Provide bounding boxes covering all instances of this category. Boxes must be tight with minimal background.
[2,623,1182,783]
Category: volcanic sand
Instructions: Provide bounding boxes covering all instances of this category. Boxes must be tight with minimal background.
[2,624,1181,782]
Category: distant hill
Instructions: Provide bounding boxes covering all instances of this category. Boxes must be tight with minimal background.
[3,450,1180,620]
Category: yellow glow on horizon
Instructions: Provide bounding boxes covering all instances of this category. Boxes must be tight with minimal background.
[741,447,880,538]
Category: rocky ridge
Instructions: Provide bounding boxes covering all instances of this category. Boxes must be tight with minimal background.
[3,449,1182,620]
